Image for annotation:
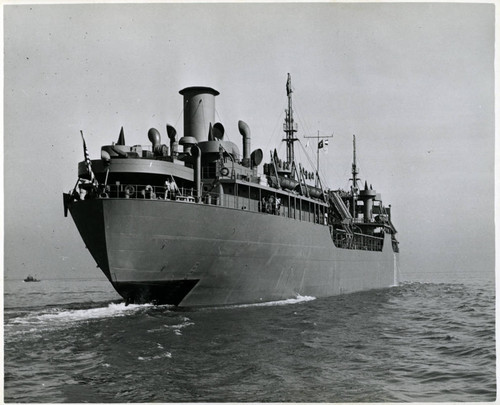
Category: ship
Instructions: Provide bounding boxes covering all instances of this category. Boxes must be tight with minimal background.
[63,74,399,307]
[24,275,40,282]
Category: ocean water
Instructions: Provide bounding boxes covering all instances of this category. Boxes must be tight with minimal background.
[4,277,496,403]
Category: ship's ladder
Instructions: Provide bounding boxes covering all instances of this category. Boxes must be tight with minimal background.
[329,191,352,220]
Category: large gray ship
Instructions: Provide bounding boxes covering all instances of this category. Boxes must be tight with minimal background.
[63,74,399,306]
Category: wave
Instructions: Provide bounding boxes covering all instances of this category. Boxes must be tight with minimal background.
[5,302,155,338]
[4,280,495,403]
[146,316,194,335]
[207,294,317,311]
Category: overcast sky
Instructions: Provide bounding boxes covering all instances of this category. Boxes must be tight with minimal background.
[3,2,495,282]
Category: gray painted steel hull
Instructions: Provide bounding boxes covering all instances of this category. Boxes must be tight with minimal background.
[70,198,399,306]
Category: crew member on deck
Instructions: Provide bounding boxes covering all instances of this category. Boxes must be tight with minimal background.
[165,179,172,199]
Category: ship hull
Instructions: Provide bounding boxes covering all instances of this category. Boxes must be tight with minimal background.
[69,198,399,306]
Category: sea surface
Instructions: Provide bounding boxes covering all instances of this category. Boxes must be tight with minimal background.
[4,277,496,403]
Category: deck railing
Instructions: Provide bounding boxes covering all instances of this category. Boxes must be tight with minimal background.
[93,183,261,209]
[94,183,195,201]
[330,228,384,252]
[84,182,325,224]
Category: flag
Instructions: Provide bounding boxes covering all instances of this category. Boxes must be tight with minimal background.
[323,139,329,153]
[80,131,98,187]
[318,139,329,150]
[286,73,292,95]
[318,140,324,149]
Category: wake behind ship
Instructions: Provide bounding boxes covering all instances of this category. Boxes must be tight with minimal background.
[63,75,399,307]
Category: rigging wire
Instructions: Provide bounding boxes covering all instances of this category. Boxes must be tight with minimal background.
[291,89,336,189]
[214,107,234,142]
[168,97,185,133]
[296,140,332,190]
[262,101,287,157]
[173,106,184,129]
[289,89,334,190]
[293,96,316,141]
[296,139,317,172]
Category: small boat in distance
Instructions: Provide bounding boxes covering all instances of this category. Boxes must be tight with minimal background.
[24,275,40,282]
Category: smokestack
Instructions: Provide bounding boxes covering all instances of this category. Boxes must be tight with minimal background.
[359,182,377,221]
[179,86,220,143]
[238,120,251,167]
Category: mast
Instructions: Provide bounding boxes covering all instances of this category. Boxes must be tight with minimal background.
[351,134,359,218]
[283,73,298,165]
[316,131,320,182]
[351,134,359,194]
